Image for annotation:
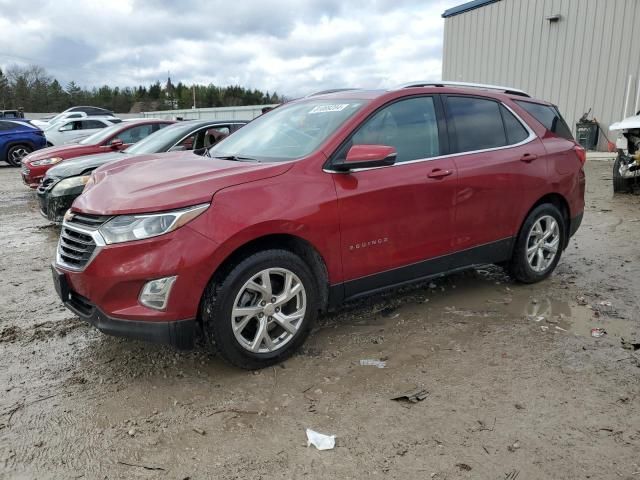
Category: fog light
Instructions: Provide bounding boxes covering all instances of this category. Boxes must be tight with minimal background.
[139,276,177,311]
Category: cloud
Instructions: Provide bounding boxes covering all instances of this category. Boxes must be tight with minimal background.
[0,0,461,97]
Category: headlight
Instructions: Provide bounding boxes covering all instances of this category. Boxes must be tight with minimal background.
[31,157,63,167]
[99,203,209,244]
[51,175,91,193]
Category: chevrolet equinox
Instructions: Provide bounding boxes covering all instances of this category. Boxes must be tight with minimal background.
[52,82,586,369]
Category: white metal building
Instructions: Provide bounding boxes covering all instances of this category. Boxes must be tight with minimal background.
[442,0,640,149]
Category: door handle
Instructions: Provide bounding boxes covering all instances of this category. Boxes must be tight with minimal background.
[427,169,453,179]
[520,153,538,163]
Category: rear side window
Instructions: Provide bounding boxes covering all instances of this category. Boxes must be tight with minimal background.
[500,105,529,144]
[0,121,16,130]
[515,101,574,140]
[82,120,106,129]
[447,96,506,152]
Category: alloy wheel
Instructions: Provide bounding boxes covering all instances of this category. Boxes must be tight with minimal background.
[231,268,307,353]
[525,215,560,272]
[8,146,31,165]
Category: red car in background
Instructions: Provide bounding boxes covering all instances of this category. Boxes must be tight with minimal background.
[21,119,174,187]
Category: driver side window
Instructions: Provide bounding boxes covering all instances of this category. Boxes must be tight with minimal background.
[348,97,440,163]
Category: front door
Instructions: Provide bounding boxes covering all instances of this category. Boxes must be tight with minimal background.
[329,96,458,297]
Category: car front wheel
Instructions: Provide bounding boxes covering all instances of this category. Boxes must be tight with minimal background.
[201,249,318,369]
[508,204,565,283]
[6,144,32,167]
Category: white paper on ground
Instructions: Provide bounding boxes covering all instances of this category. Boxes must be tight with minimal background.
[306,428,336,450]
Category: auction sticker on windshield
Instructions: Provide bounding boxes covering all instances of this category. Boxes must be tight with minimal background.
[309,104,350,114]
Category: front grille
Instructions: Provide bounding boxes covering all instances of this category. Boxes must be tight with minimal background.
[59,227,97,268]
[57,213,110,270]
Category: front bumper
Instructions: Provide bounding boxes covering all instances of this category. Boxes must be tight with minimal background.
[53,265,195,349]
[37,182,82,224]
[21,164,47,188]
[53,219,220,348]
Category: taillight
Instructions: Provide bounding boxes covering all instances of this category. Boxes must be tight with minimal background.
[573,144,586,165]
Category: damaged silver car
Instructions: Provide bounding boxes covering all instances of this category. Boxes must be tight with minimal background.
[610,112,640,192]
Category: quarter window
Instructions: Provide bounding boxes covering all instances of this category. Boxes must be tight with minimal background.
[447,96,507,152]
[515,100,574,140]
[350,97,440,163]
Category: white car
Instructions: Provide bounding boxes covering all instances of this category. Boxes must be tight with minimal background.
[31,106,115,129]
[44,117,122,145]
[609,112,640,192]
[44,117,121,146]
[31,111,87,129]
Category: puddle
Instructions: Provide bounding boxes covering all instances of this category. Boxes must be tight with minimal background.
[513,297,636,340]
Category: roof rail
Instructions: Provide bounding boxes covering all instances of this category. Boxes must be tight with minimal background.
[305,88,361,97]
[396,81,530,97]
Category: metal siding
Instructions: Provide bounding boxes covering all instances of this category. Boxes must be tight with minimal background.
[442,0,640,148]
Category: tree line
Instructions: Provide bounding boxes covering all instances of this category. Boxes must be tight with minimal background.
[0,64,282,113]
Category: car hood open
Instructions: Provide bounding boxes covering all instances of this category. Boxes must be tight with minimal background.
[73,151,293,215]
[610,114,640,131]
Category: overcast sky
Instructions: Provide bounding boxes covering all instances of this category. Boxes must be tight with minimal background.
[0,0,461,97]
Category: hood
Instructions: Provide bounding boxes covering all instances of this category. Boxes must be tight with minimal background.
[610,114,640,131]
[46,151,130,179]
[73,151,294,215]
[23,143,101,164]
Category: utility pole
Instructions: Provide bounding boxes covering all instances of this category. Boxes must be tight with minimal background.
[192,85,196,109]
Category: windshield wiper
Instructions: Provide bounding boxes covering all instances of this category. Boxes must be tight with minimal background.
[213,155,260,162]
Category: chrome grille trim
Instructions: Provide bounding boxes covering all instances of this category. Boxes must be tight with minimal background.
[55,215,108,272]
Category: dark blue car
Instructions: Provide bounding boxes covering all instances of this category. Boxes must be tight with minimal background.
[0,120,47,167]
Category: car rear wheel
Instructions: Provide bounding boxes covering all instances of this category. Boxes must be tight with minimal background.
[201,249,318,369]
[613,155,633,193]
[508,204,565,284]
[6,144,32,167]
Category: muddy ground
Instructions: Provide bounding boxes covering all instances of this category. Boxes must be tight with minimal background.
[0,160,639,480]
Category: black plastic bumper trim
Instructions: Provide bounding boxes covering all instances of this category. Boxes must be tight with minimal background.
[64,296,196,350]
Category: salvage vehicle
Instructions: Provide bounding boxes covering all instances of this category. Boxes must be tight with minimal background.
[52,82,585,369]
[610,112,640,192]
[44,116,122,146]
[21,119,173,187]
[38,120,246,223]
[0,120,47,167]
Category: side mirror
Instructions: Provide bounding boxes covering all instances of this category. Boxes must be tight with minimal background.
[333,144,397,171]
[168,145,186,152]
[109,138,124,148]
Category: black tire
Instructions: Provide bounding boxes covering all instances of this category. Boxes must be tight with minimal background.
[613,155,632,193]
[200,249,319,369]
[6,144,32,167]
[508,204,566,284]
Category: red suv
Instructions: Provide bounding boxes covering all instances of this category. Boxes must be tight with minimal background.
[52,83,585,369]
[21,119,174,187]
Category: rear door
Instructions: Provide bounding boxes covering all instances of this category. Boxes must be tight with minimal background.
[444,95,546,256]
[330,95,458,296]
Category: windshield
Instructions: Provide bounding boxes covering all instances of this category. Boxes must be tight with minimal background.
[124,122,201,154]
[209,99,365,161]
[78,123,120,145]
